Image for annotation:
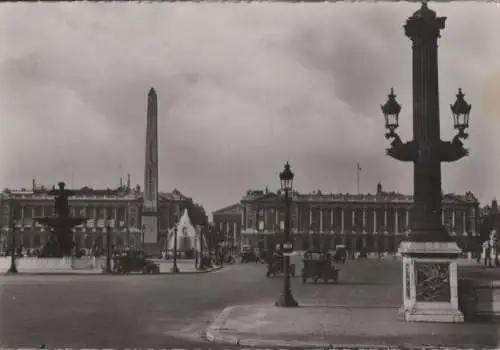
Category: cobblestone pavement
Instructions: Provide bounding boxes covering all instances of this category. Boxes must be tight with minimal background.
[1,259,495,349]
[205,259,500,348]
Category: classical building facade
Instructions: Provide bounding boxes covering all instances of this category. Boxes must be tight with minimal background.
[0,180,192,253]
[215,183,480,255]
[212,203,244,256]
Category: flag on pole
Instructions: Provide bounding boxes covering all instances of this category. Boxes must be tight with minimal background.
[357,163,362,172]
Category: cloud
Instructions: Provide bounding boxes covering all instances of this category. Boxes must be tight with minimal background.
[0,3,498,214]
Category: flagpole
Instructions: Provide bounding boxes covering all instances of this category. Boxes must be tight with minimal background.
[356,163,361,194]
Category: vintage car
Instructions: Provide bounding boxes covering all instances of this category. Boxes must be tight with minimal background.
[333,245,347,264]
[301,252,339,284]
[266,253,296,277]
[111,252,160,274]
[240,248,260,263]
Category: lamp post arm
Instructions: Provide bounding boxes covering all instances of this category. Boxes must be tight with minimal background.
[438,137,469,162]
[385,131,418,162]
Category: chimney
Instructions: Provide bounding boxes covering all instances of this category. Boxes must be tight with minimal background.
[127,174,131,190]
[377,182,382,196]
[32,178,36,192]
[120,177,123,188]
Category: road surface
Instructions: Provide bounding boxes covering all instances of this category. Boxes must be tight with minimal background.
[0,258,404,349]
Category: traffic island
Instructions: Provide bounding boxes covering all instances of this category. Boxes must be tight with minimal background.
[206,303,500,348]
[0,265,223,276]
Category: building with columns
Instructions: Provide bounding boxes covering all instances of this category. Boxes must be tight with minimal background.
[212,203,244,256]
[0,180,192,254]
[215,183,480,255]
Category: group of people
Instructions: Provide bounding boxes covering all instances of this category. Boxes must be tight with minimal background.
[481,239,498,267]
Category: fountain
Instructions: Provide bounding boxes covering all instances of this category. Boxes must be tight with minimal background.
[35,182,87,257]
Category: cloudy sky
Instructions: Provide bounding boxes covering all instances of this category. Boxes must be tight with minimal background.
[0,2,499,215]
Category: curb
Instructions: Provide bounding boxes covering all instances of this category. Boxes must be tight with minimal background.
[2,266,224,276]
[162,265,224,275]
[204,305,493,349]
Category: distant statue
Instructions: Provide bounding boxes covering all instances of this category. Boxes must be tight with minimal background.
[54,195,70,218]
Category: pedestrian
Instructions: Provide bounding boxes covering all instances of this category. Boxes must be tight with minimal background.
[484,241,492,268]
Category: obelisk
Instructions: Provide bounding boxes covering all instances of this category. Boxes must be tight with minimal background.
[142,87,160,254]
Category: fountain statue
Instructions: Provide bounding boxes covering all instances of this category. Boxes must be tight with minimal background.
[35,182,87,257]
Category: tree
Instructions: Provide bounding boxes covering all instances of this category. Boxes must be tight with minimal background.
[186,201,208,227]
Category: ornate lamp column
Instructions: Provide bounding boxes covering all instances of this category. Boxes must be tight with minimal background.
[171,224,180,273]
[382,2,470,323]
[275,162,299,308]
[7,198,19,274]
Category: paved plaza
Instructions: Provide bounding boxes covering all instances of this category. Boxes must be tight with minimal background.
[0,258,499,349]
[0,264,273,348]
[204,259,500,348]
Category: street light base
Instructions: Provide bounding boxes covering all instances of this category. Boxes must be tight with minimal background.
[171,265,180,273]
[6,265,18,274]
[275,289,299,308]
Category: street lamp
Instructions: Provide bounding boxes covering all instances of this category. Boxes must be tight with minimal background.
[7,198,18,274]
[171,217,180,273]
[199,225,206,270]
[382,86,470,239]
[275,161,299,308]
[450,88,471,140]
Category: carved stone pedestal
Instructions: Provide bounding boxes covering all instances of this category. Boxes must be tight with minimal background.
[399,241,464,323]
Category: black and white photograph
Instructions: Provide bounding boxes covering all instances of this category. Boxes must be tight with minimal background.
[0,1,499,349]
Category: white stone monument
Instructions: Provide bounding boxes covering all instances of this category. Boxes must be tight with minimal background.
[399,241,463,322]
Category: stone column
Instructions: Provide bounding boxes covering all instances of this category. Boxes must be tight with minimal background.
[384,208,388,234]
[234,222,238,254]
[452,209,456,235]
[395,211,399,235]
[309,207,313,229]
[330,208,334,231]
[362,208,367,234]
[114,207,118,228]
[320,209,324,233]
[471,208,477,236]
[341,208,345,245]
[352,209,356,232]
[341,208,345,233]
[20,206,25,227]
[373,209,377,234]
[264,209,268,231]
[462,211,466,235]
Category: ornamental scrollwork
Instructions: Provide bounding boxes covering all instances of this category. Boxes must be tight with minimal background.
[415,262,451,302]
[405,262,411,299]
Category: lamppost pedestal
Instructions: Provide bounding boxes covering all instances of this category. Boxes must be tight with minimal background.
[6,263,18,274]
[275,287,299,308]
[399,242,463,322]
